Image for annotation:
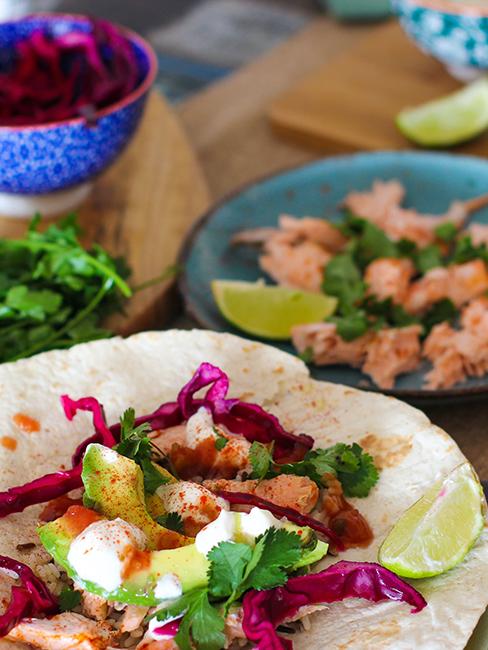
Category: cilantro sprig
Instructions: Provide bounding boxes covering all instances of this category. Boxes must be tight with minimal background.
[152,528,302,650]
[249,441,379,498]
[115,408,171,494]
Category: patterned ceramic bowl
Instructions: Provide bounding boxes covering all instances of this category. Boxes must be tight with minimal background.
[392,0,488,79]
[0,14,157,216]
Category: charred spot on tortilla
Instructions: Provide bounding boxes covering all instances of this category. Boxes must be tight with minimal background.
[359,433,413,469]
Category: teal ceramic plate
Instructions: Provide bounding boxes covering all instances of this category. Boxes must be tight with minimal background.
[179,152,488,401]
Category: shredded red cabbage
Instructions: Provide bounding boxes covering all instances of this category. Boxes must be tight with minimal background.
[0,19,141,126]
[216,490,344,551]
[0,556,58,637]
[128,363,313,462]
[61,395,117,466]
[152,619,181,638]
[242,561,427,650]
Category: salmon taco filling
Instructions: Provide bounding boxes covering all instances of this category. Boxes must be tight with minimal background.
[0,361,434,650]
[233,180,488,390]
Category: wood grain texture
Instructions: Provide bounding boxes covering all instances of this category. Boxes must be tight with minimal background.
[268,22,488,155]
[178,17,370,200]
[0,93,210,335]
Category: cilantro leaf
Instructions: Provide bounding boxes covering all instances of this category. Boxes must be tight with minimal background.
[413,244,443,274]
[422,298,457,335]
[298,346,314,364]
[249,441,273,480]
[214,429,228,451]
[157,589,225,650]
[333,443,379,498]
[59,587,81,612]
[452,236,488,265]
[156,512,184,534]
[140,457,170,494]
[435,222,457,243]
[274,443,379,498]
[322,253,366,315]
[243,528,301,592]
[187,590,225,650]
[115,408,170,494]
[208,542,252,598]
[328,311,369,341]
[119,407,151,441]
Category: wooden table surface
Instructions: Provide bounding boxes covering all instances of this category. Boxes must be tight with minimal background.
[176,17,488,481]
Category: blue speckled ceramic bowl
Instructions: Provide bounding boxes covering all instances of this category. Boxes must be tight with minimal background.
[179,151,488,402]
[392,0,488,77]
[0,14,157,196]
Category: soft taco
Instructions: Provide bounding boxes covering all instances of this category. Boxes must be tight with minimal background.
[0,329,486,650]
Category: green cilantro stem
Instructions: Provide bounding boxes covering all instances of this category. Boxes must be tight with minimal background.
[132,264,181,292]
[7,240,132,297]
[7,279,112,361]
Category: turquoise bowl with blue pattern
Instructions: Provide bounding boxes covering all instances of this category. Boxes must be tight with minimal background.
[392,0,488,77]
[0,15,157,196]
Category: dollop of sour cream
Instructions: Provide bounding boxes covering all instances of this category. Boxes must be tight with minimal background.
[67,518,147,592]
[154,573,183,600]
[195,507,283,556]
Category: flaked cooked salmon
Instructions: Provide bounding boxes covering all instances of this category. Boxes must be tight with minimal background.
[291,323,373,367]
[405,260,488,314]
[423,298,488,389]
[203,474,319,515]
[362,325,422,390]
[260,239,330,292]
[7,612,117,650]
[344,180,467,248]
[364,257,415,304]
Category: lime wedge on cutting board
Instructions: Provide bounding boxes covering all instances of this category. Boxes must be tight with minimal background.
[212,280,337,340]
[397,79,488,147]
[379,462,485,579]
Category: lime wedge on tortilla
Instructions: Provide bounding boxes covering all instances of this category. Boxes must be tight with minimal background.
[379,462,485,579]
[397,79,488,147]
[212,280,337,340]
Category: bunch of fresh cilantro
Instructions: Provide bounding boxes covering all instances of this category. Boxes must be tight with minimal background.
[320,214,470,342]
[0,214,131,362]
[151,527,303,650]
[248,440,379,498]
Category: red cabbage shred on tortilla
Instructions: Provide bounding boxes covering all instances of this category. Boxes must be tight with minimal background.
[0,19,140,126]
[217,489,345,551]
[0,363,312,517]
[0,556,58,636]
[242,561,427,650]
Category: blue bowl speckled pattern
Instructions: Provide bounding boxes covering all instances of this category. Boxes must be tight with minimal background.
[179,151,488,401]
[0,15,157,195]
[392,0,488,70]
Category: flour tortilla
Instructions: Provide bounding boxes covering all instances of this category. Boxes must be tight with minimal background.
[0,329,486,650]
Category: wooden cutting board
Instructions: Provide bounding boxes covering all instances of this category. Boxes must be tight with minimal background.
[0,93,210,335]
[268,22,488,156]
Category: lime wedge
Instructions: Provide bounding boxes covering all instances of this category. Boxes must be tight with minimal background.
[379,462,485,579]
[397,79,488,147]
[212,280,337,340]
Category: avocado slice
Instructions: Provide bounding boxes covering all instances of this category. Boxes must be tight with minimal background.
[82,444,192,550]
[38,513,209,606]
